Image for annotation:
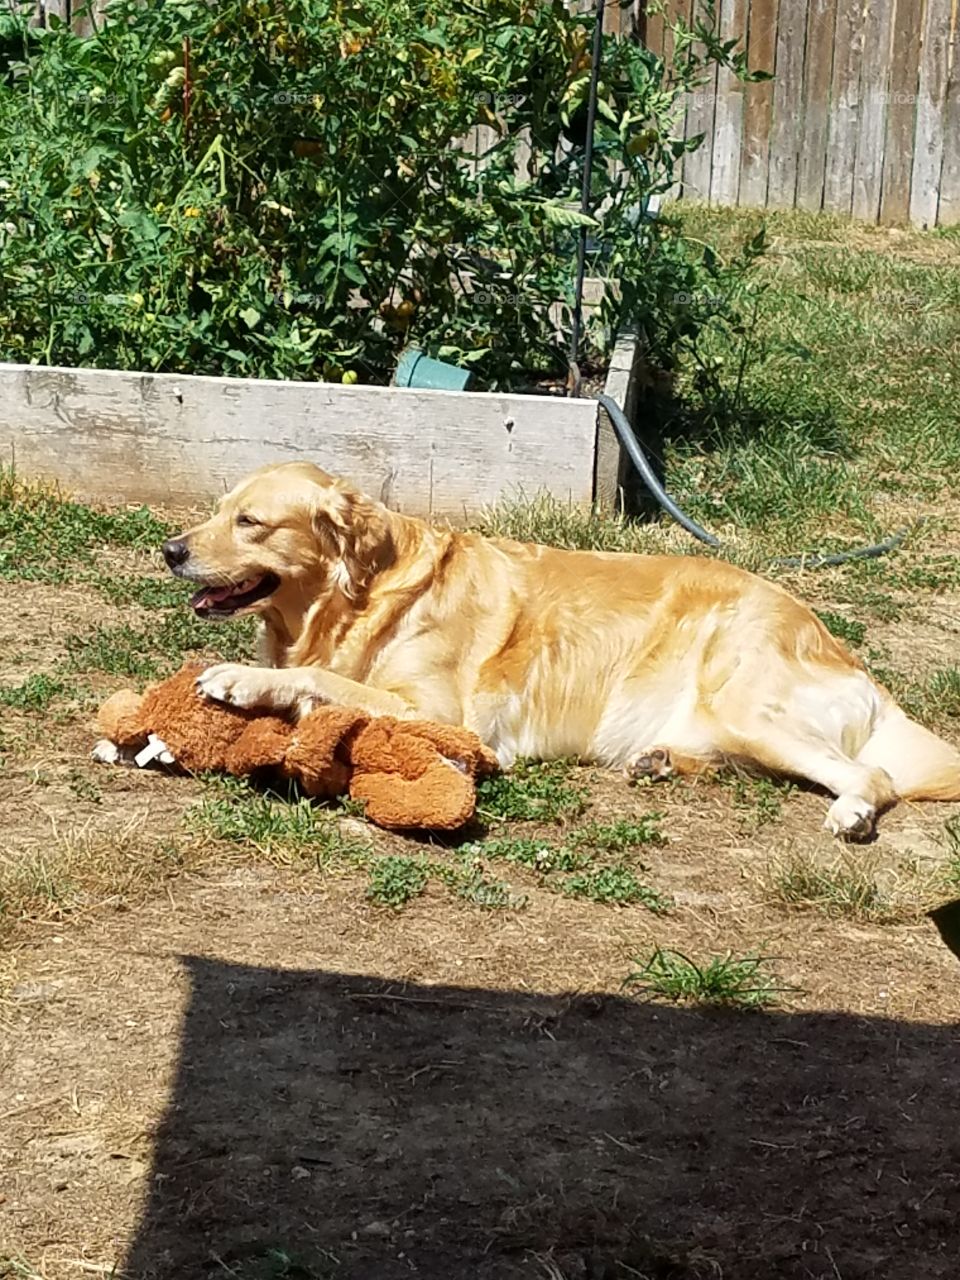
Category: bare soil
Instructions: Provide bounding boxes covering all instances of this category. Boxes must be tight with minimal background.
[2,569,960,1280]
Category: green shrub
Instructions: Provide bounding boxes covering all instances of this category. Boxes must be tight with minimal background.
[0,0,764,387]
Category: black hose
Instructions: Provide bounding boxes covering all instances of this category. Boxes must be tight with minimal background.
[596,392,907,571]
[568,0,606,382]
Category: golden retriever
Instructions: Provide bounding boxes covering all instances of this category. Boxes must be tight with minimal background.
[162,461,960,838]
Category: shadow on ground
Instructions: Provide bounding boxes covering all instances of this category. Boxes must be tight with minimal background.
[125,957,960,1280]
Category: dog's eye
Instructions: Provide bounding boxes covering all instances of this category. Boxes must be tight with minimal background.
[236,514,260,528]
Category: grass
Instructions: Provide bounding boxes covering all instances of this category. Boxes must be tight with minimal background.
[476,207,960,563]
[0,823,190,942]
[64,610,255,680]
[185,777,368,866]
[475,491,686,554]
[475,759,588,823]
[624,947,791,1008]
[0,470,168,584]
[815,609,866,648]
[765,849,927,924]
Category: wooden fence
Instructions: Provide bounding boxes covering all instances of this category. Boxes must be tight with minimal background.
[20,0,960,227]
[641,0,960,227]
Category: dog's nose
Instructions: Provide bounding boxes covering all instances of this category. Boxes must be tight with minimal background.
[163,538,189,569]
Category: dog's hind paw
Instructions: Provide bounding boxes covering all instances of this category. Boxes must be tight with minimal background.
[824,794,876,841]
[626,747,674,783]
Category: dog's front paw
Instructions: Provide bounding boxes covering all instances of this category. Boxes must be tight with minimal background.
[196,663,272,710]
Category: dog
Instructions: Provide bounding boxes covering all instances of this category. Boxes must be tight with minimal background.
[162,461,960,839]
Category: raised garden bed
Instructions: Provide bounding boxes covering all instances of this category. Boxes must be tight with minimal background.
[0,329,643,516]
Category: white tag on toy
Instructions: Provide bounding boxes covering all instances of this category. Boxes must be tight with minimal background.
[135,734,174,768]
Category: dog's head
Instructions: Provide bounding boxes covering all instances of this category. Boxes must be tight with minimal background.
[162,462,394,620]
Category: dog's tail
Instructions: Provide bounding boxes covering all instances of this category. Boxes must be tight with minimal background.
[857,703,960,801]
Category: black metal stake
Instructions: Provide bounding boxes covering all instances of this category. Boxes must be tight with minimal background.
[568,0,606,397]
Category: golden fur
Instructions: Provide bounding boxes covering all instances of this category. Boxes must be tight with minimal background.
[163,461,960,838]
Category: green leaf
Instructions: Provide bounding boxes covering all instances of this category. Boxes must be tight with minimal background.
[117,208,161,240]
[542,203,600,229]
[239,306,261,330]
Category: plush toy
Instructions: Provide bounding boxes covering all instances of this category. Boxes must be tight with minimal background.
[92,662,498,831]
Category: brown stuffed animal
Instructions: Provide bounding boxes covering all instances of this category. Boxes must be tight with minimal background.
[93,662,498,831]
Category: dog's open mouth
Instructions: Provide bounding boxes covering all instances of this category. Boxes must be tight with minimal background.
[191,573,280,619]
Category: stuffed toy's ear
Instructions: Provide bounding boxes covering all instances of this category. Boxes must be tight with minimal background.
[345,719,495,830]
[351,763,476,831]
[96,689,148,749]
[284,704,369,797]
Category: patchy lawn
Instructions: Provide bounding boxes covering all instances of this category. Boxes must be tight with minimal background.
[3,209,960,1279]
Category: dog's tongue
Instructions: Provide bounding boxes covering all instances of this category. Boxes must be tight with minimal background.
[190,577,262,612]
[191,582,240,609]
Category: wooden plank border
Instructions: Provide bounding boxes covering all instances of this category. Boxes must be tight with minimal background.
[0,363,600,517]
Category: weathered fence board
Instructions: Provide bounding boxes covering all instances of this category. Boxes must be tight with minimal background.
[910,0,954,228]
[766,0,808,208]
[737,0,777,206]
[681,3,719,203]
[851,0,895,223]
[822,0,863,215]
[0,365,601,515]
[938,42,960,225]
[709,0,749,206]
[879,0,924,225]
[795,0,837,212]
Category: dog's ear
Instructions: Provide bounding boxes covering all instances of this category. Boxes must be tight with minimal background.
[311,485,394,600]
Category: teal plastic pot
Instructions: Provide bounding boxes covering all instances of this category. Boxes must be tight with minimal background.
[395,348,474,391]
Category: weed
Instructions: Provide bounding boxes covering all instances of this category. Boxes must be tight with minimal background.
[67,768,102,804]
[815,610,866,648]
[624,947,790,1008]
[728,774,793,828]
[462,835,588,874]
[476,759,587,823]
[455,870,526,910]
[0,673,66,711]
[570,816,665,852]
[366,856,428,909]
[561,865,671,911]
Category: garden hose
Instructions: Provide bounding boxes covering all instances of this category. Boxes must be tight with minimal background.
[596,392,907,571]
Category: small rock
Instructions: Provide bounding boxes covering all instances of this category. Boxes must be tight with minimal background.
[361,1221,391,1238]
